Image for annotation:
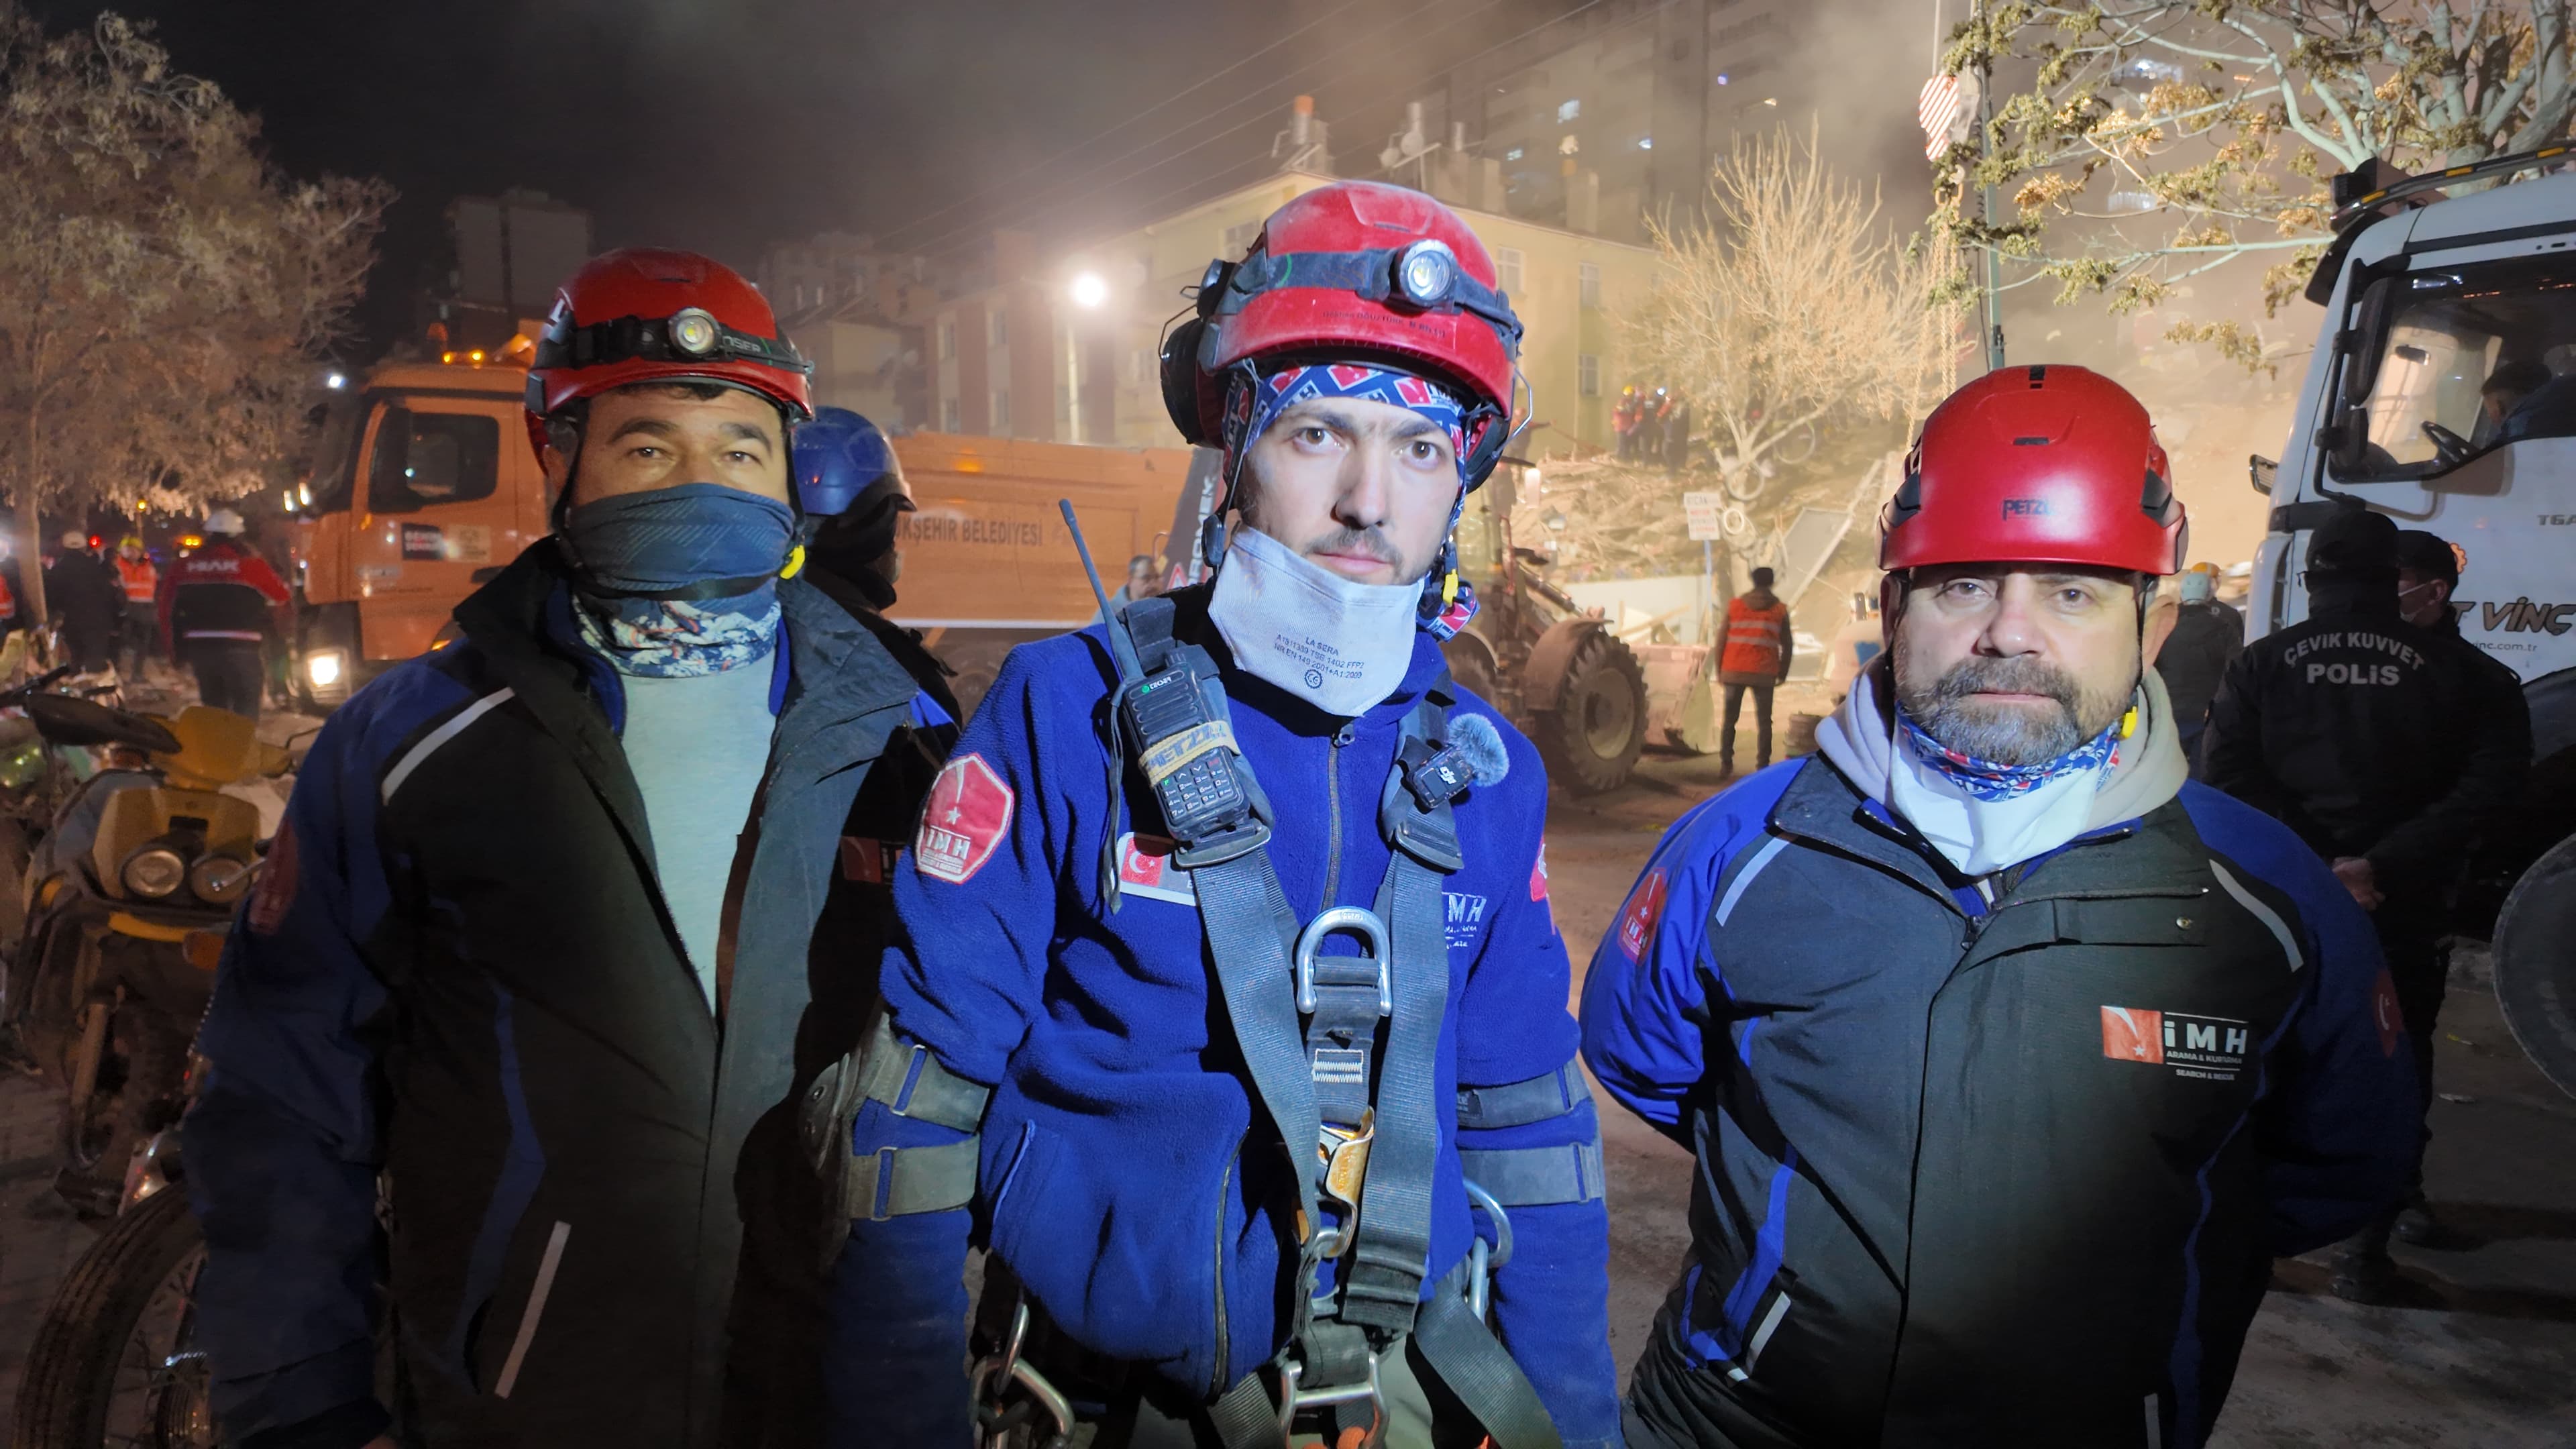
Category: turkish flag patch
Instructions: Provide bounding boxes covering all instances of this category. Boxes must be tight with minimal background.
[2371,969,2404,1057]
[1615,868,1667,961]
[1114,832,1196,906]
[916,753,1014,885]
[2100,1006,2165,1065]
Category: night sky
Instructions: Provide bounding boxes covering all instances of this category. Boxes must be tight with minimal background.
[32,0,1582,350]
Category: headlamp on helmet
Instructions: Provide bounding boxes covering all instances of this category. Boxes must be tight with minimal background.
[667,307,722,358]
[1394,239,1460,310]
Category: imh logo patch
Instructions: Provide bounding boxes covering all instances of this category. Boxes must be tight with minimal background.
[2100,1006,2251,1082]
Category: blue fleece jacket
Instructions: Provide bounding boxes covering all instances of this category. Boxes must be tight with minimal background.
[830,612,1621,1447]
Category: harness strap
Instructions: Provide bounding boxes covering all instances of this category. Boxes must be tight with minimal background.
[1459,1142,1607,1208]
[841,1138,980,1221]
[1191,847,1324,1269]
[854,1010,990,1134]
[1411,1258,1564,1449]
[1456,1061,1591,1130]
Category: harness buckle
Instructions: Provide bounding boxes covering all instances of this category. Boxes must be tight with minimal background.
[1275,1352,1385,1447]
[1314,1110,1377,1258]
[1293,907,1391,1016]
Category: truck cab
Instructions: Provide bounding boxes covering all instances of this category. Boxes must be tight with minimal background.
[291,359,549,706]
[2259,152,2576,1093]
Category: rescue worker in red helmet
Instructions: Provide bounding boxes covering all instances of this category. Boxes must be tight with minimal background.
[187,248,958,1449]
[1585,366,2417,1448]
[828,181,1619,1448]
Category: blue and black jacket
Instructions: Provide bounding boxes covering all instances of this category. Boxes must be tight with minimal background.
[835,587,1622,1447]
[184,545,949,1449]
[1583,753,2418,1449]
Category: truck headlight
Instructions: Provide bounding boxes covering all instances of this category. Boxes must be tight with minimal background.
[307,651,344,688]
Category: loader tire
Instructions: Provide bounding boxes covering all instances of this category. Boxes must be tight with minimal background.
[1532,630,1646,794]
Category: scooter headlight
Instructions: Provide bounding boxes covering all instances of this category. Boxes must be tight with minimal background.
[120,846,187,900]
[189,854,252,905]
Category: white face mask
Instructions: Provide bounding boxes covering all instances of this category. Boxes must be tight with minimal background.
[1207,527,1420,717]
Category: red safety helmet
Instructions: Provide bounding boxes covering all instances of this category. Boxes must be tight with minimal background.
[1161,180,1522,486]
[1879,364,2185,576]
[523,248,813,459]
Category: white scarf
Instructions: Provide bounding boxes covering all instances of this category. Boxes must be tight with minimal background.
[1207,527,1422,718]
[1816,660,2187,877]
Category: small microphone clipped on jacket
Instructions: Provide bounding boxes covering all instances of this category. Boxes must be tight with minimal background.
[1407,712,1511,808]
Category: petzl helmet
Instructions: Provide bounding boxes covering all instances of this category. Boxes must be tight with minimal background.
[1879,364,2185,576]
[525,248,813,460]
[1160,180,1522,488]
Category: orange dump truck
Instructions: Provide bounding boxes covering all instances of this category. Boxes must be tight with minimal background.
[289,358,1191,714]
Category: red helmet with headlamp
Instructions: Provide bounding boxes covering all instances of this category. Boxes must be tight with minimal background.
[1160,180,1522,488]
[523,248,814,460]
[1878,364,2186,576]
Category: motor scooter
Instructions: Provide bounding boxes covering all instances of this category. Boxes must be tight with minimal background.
[0,697,287,1214]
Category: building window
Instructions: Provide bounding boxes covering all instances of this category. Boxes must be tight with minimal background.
[1578,262,1601,310]
[1495,246,1525,298]
[942,396,961,433]
[1223,220,1260,257]
[937,317,956,362]
[989,309,1009,349]
[1557,98,1582,123]
[1579,354,1601,397]
[991,388,1012,434]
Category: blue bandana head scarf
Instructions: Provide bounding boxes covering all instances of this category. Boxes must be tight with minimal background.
[564,482,793,678]
[1218,362,1480,641]
[1895,708,2125,802]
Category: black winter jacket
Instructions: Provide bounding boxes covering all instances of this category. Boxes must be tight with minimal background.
[186,545,951,1449]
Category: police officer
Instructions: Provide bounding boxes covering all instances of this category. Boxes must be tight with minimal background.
[826,182,1619,1448]
[1717,566,1792,776]
[1586,367,2418,1449]
[186,250,950,1448]
[2203,508,2531,1299]
[2152,561,2244,769]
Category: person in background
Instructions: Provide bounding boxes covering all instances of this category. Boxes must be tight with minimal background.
[1659,390,1692,474]
[2201,508,2530,1302]
[2153,561,2245,772]
[45,530,127,676]
[2395,529,2465,633]
[1615,383,1646,461]
[1111,552,1159,612]
[2215,560,2254,608]
[2471,358,2553,447]
[0,537,19,643]
[112,535,160,676]
[157,510,290,718]
[1718,564,1792,777]
[1821,589,1881,704]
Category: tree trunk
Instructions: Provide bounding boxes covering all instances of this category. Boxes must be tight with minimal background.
[17,396,45,628]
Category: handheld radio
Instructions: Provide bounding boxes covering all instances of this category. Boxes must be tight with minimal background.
[1059,501,1268,867]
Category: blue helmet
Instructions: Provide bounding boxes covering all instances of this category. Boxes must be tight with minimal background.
[794,407,907,518]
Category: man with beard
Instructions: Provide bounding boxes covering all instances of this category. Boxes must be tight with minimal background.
[2202,509,2528,1301]
[1582,366,2417,1448]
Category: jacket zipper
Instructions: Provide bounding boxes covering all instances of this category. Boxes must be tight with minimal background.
[1210,1137,1241,1397]
[1322,723,1354,910]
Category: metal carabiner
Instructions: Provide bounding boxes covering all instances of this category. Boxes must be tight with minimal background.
[1462,1179,1515,1323]
[971,1299,1074,1449]
[1293,906,1392,1016]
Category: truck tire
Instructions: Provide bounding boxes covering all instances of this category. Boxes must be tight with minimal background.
[1531,631,1646,794]
[12,1186,214,1449]
[2495,830,2576,1103]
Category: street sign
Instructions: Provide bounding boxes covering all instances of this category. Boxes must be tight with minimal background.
[1683,490,1724,541]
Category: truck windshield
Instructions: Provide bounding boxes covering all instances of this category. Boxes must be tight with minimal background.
[301,393,364,512]
[2346,252,2576,478]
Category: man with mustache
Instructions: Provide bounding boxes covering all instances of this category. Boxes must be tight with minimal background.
[1582,367,2418,1448]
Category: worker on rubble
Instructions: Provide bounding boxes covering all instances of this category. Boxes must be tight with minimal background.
[1717,565,1792,777]
[158,509,291,717]
[827,180,1619,1449]
[186,249,952,1448]
[1584,366,2418,1449]
[1615,383,1646,461]
[2202,507,2530,1303]
[113,535,160,676]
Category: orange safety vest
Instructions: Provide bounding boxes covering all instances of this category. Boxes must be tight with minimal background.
[1721,592,1789,677]
[115,553,158,605]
